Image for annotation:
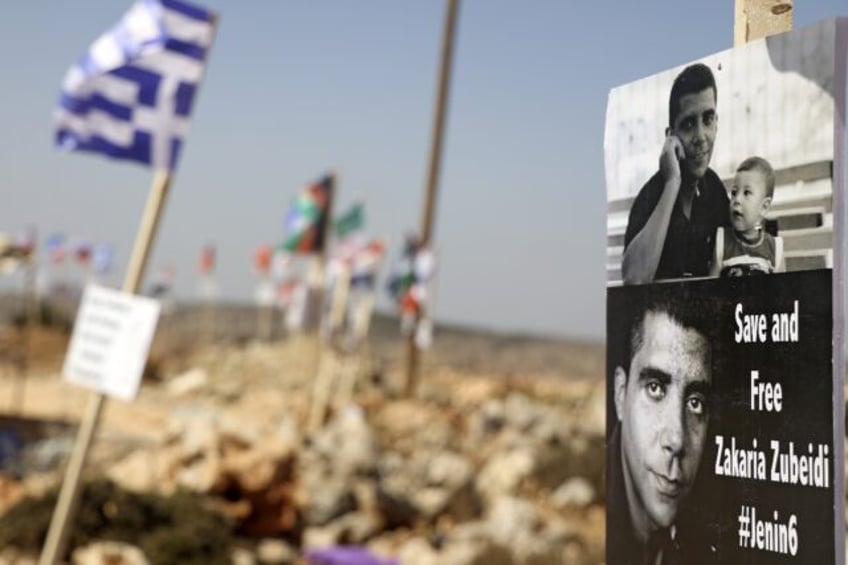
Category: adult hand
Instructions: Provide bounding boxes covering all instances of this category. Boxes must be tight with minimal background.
[659,134,684,185]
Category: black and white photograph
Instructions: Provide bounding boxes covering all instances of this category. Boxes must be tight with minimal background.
[605,18,848,564]
[605,20,838,287]
[607,271,835,564]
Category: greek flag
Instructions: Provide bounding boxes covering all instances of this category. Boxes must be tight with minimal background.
[55,0,216,170]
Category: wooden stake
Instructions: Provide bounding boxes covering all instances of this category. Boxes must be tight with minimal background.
[404,0,460,396]
[306,171,338,430]
[734,0,793,45]
[39,170,173,565]
[257,277,273,341]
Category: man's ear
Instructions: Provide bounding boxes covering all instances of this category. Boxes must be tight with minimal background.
[614,366,627,422]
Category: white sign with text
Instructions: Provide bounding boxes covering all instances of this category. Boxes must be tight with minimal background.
[63,284,160,401]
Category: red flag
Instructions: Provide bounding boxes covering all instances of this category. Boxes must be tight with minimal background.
[199,244,215,275]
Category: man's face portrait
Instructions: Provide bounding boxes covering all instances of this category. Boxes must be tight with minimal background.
[614,310,712,535]
[671,87,717,181]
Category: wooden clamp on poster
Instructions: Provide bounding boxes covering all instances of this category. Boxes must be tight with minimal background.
[735,0,793,45]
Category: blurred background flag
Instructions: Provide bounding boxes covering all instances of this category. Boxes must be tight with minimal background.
[281,174,334,253]
[333,201,364,239]
[91,243,115,275]
[254,243,272,275]
[45,234,66,264]
[54,0,216,170]
[74,239,93,266]
[198,243,215,275]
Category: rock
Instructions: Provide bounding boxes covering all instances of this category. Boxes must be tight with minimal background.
[230,546,257,565]
[222,436,296,493]
[412,487,452,520]
[551,477,596,508]
[176,450,221,493]
[426,452,473,489]
[396,538,440,565]
[437,524,513,565]
[376,482,419,529]
[440,540,512,565]
[302,523,346,549]
[106,449,158,493]
[20,436,74,474]
[333,406,378,475]
[238,478,302,537]
[72,541,149,565]
[166,368,208,396]
[486,496,538,546]
[301,475,358,526]
[503,393,540,432]
[0,547,37,565]
[579,379,607,439]
[477,448,535,499]
[255,538,297,564]
[338,511,383,544]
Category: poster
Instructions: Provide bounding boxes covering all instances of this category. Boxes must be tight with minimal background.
[604,18,847,564]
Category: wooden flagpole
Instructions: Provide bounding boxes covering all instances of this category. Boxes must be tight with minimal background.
[307,171,338,432]
[42,11,219,562]
[404,0,460,396]
[39,169,173,565]
[734,0,792,45]
[257,274,273,341]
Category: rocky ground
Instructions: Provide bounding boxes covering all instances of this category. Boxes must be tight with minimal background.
[0,313,607,565]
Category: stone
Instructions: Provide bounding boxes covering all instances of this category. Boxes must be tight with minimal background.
[477,448,535,499]
[333,406,378,475]
[302,523,345,549]
[503,393,540,432]
[426,452,473,489]
[375,483,419,529]
[166,367,208,397]
[440,541,512,565]
[579,379,607,439]
[302,475,358,526]
[551,477,596,508]
[72,541,149,565]
[396,538,440,565]
[486,496,538,546]
[255,538,297,564]
[230,546,257,565]
[106,449,158,493]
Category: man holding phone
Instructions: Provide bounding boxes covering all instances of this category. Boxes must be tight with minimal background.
[622,63,729,285]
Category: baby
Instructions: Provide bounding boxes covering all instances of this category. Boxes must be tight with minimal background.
[710,156,784,277]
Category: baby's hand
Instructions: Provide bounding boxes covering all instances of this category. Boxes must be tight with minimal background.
[659,134,684,185]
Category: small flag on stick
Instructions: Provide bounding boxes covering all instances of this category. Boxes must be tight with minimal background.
[198,244,215,275]
[55,0,216,170]
[282,174,334,253]
[334,202,365,239]
[254,244,272,275]
[46,234,67,264]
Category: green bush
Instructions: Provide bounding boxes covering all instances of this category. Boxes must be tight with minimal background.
[0,480,234,563]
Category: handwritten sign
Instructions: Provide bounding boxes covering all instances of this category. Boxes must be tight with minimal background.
[63,284,160,401]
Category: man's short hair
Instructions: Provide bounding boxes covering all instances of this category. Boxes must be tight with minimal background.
[669,63,717,128]
[618,287,717,378]
[737,156,775,198]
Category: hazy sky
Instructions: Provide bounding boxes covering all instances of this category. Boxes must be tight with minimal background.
[0,2,844,340]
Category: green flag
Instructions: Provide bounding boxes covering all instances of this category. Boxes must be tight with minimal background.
[334,203,365,238]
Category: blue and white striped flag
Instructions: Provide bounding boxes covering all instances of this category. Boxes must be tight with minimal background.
[55,0,216,170]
